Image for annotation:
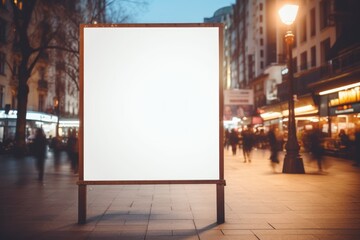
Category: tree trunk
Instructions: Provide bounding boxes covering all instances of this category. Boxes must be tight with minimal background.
[14,71,30,156]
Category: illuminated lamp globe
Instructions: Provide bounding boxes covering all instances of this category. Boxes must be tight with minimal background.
[278,4,299,25]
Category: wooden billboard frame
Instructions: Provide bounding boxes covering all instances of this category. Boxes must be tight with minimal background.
[78,23,225,224]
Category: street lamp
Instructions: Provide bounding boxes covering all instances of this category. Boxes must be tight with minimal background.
[278,4,305,173]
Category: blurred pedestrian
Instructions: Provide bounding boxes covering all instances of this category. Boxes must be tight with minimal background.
[50,135,62,171]
[33,128,47,181]
[353,127,360,167]
[241,125,255,163]
[67,129,79,174]
[268,127,280,170]
[308,127,325,171]
[339,129,350,150]
[228,128,239,156]
[224,128,231,150]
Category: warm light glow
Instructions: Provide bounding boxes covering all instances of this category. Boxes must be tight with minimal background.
[260,112,282,120]
[319,82,360,95]
[282,105,317,116]
[278,4,299,25]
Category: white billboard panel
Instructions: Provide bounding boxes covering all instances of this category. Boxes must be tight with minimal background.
[82,25,222,181]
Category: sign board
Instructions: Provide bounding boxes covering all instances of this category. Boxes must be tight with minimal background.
[80,24,223,183]
[223,89,254,120]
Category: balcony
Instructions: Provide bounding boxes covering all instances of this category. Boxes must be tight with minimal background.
[320,45,360,79]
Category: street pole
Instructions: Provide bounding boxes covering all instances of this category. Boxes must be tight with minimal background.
[278,4,305,173]
[282,30,305,173]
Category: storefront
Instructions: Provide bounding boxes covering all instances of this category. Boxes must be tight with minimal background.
[259,94,318,132]
[318,83,360,140]
[0,110,58,142]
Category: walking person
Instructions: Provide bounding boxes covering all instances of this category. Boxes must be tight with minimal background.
[308,127,325,172]
[268,127,280,170]
[33,128,48,181]
[353,126,360,167]
[228,128,239,156]
[241,125,255,163]
[67,129,79,174]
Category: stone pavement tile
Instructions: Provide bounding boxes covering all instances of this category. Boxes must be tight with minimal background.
[252,230,360,240]
[148,219,196,230]
[150,211,194,220]
[219,222,274,230]
[222,229,259,239]
[198,229,227,240]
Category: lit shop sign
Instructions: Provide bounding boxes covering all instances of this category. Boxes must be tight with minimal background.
[328,87,360,107]
[329,103,360,115]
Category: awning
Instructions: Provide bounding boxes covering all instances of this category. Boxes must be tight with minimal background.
[259,94,318,121]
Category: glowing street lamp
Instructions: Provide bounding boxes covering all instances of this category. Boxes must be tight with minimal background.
[278,4,305,174]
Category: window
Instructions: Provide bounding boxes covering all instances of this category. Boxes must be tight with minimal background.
[259,27,263,34]
[0,52,5,75]
[320,38,331,63]
[320,0,331,29]
[0,85,4,108]
[311,46,316,67]
[293,57,298,73]
[260,50,264,58]
[259,3,263,11]
[11,93,17,110]
[300,51,307,70]
[260,61,264,69]
[259,15,263,23]
[310,8,316,36]
[38,94,45,112]
[260,38,264,46]
[300,16,307,42]
[0,18,6,43]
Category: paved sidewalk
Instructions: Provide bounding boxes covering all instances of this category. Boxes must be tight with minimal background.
[1,148,360,239]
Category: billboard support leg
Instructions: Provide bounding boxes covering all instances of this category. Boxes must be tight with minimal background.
[216,182,225,224]
[78,184,87,224]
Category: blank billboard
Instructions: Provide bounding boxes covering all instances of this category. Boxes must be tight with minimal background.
[81,24,222,182]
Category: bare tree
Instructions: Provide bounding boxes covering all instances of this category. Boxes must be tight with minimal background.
[9,0,147,154]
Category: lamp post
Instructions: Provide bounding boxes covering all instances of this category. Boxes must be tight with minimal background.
[278,4,305,173]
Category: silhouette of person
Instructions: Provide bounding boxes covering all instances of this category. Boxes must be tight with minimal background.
[338,129,350,150]
[224,128,231,150]
[241,125,255,163]
[308,127,325,171]
[50,135,62,171]
[268,127,280,169]
[67,129,79,174]
[33,128,47,181]
[353,127,360,167]
[228,128,239,155]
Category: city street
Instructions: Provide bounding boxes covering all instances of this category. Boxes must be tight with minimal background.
[1,148,360,239]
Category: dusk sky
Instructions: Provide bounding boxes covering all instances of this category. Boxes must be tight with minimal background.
[136,0,235,23]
